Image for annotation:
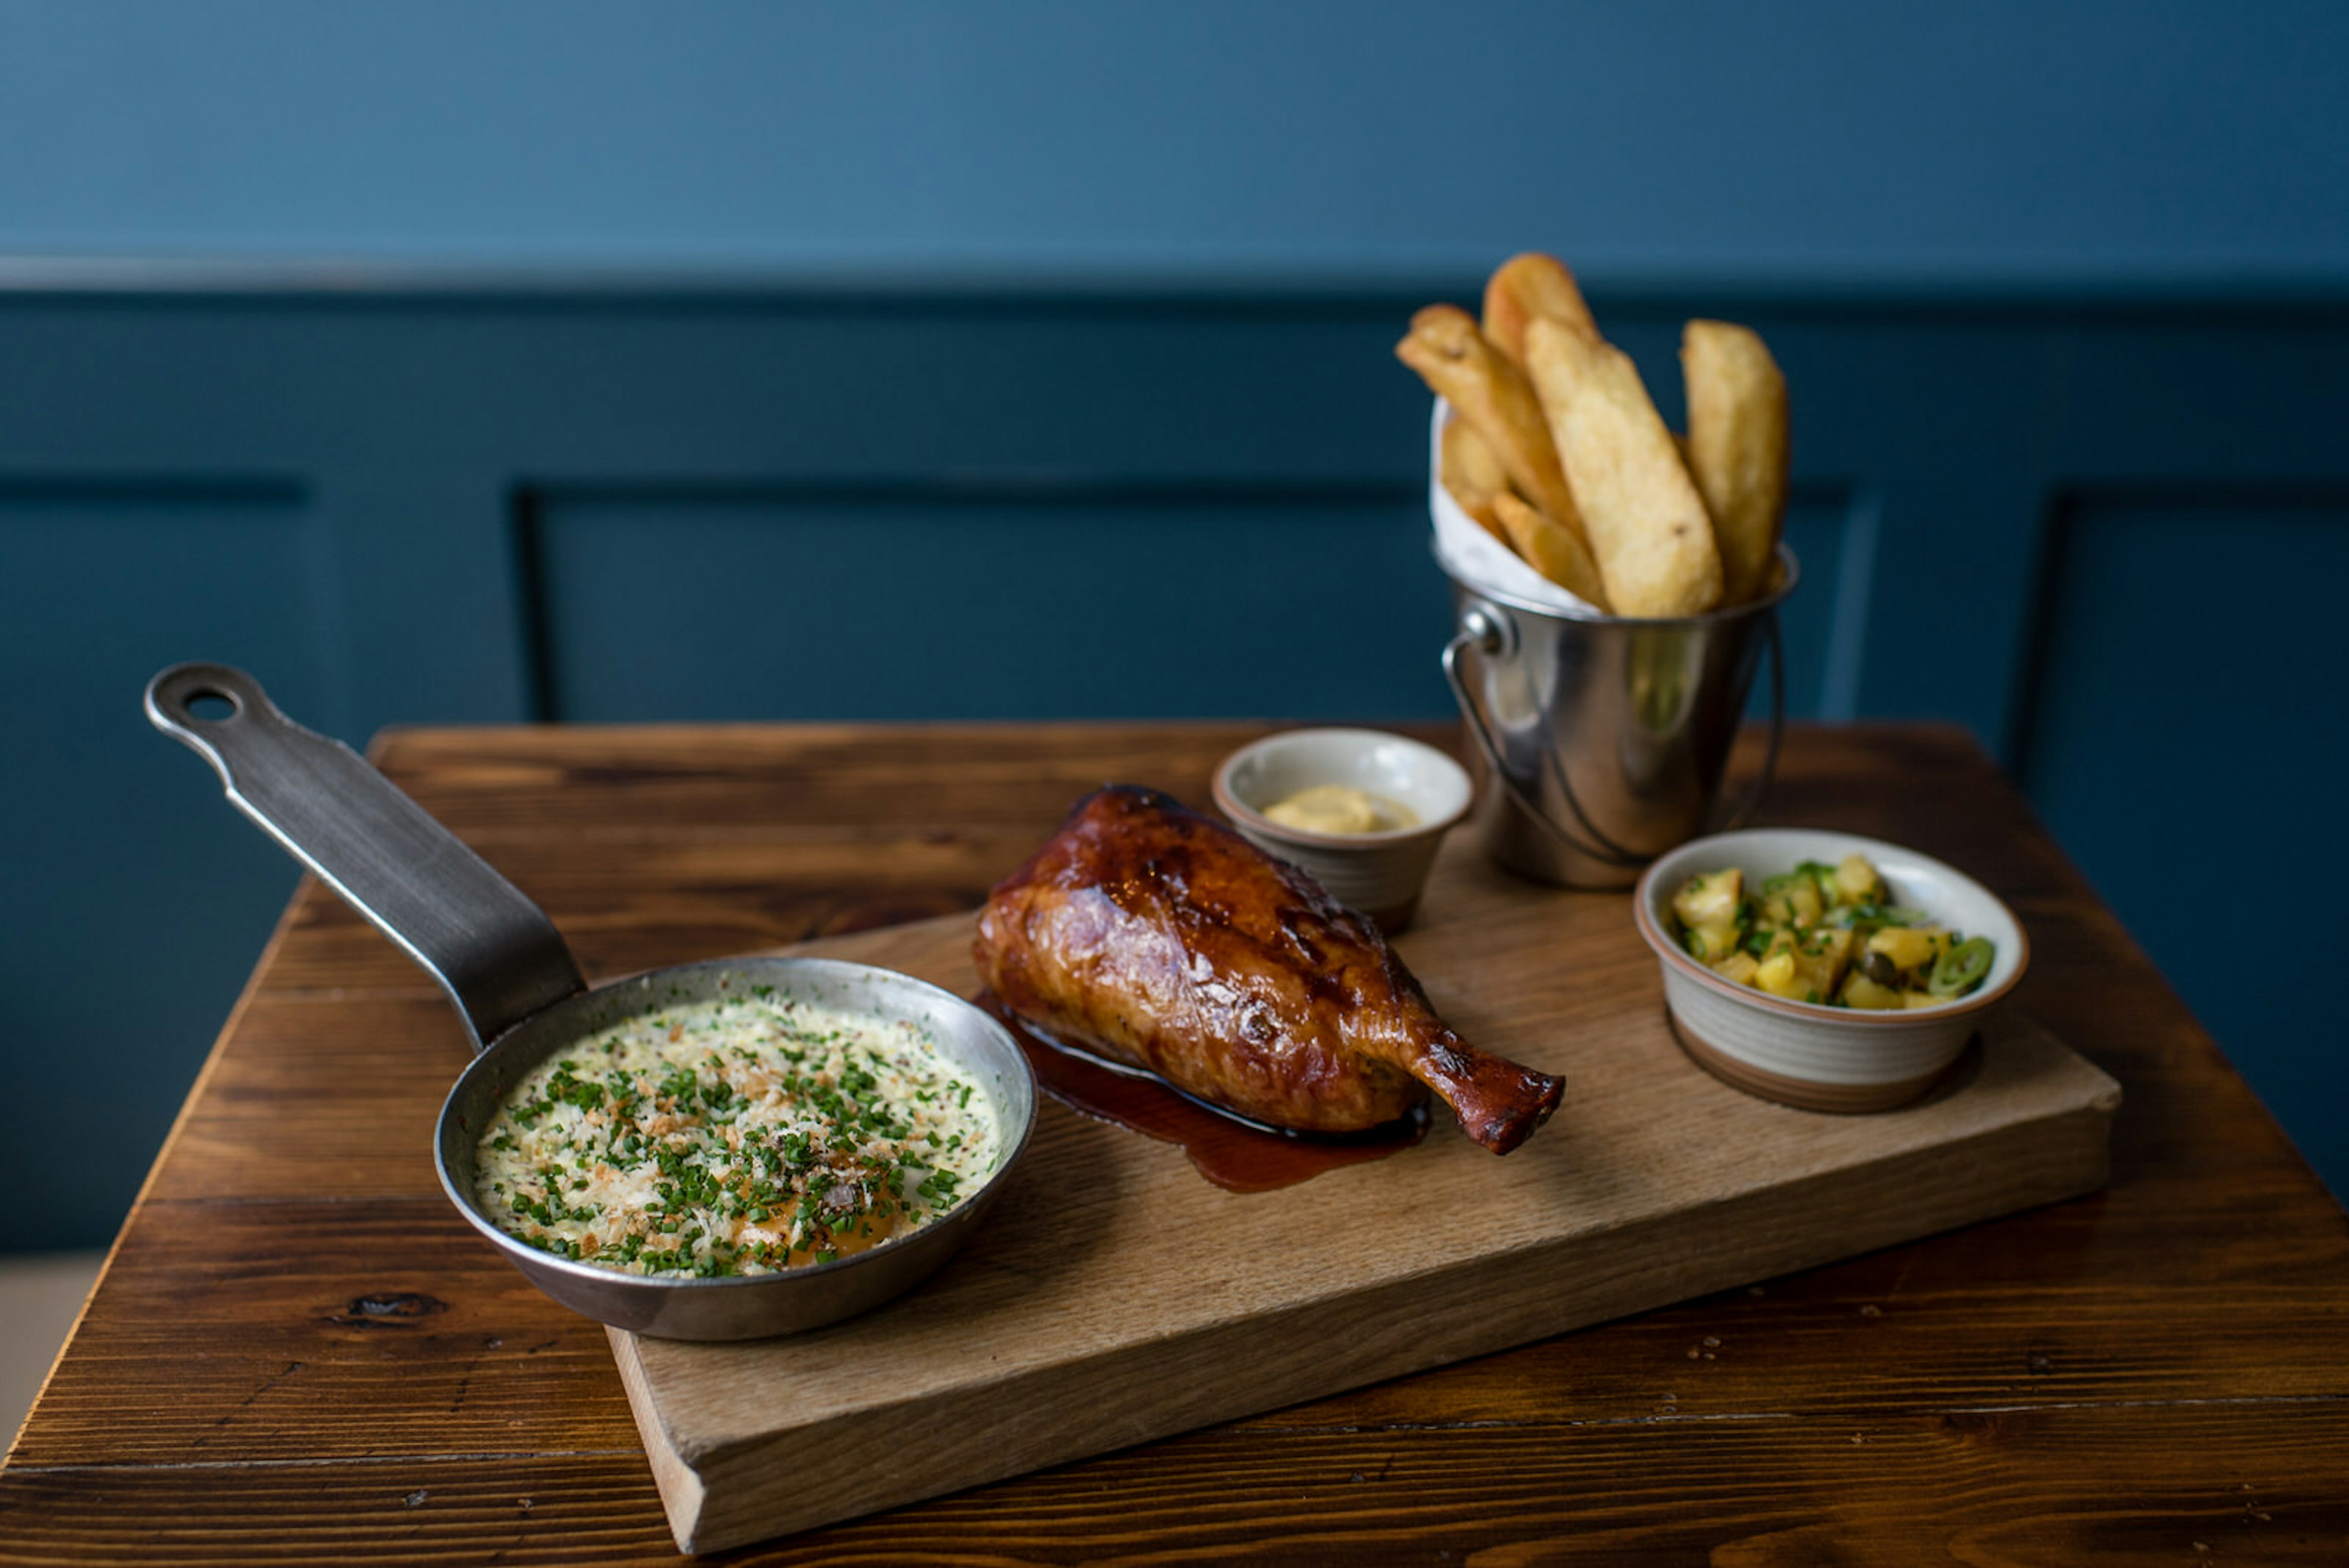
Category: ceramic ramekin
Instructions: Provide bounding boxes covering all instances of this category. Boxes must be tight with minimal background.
[1633,828,2030,1112]
[1212,729,1474,932]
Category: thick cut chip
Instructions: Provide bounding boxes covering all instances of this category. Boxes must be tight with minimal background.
[1524,316,1723,618]
[1681,319,1789,604]
[1442,412,1511,496]
[1482,253,1600,370]
[1491,493,1612,611]
[1439,417,1512,544]
[1396,305,1586,541]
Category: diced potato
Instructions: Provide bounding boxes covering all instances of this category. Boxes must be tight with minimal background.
[1672,869,1743,934]
[1683,922,1740,961]
[1867,926,1947,973]
[1841,972,1904,1010]
[1671,852,1961,1011]
[1833,853,1882,904]
[1754,950,1802,998]
[1788,927,1854,1002]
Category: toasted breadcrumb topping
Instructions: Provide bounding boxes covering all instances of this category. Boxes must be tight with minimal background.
[475,989,996,1277]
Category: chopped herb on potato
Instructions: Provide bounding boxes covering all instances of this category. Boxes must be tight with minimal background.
[1669,853,1993,1007]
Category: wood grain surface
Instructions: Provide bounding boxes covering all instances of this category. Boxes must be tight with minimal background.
[617,871,2117,1551]
[5,723,2347,1565]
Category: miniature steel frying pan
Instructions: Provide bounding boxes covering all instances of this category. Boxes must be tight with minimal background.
[146,663,1036,1342]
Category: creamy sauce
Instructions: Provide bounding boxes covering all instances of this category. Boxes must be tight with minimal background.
[473,991,998,1277]
[1262,784,1418,835]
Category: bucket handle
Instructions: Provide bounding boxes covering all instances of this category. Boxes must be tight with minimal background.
[1441,602,1786,869]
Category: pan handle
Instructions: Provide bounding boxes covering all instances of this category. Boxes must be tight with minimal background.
[145,663,584,1052]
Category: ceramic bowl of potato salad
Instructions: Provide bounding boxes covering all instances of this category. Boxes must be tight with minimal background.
[1634,829,2027,1113]
[473,984,1003,1279]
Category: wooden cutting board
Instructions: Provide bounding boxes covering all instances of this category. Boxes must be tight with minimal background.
[609,835,2120,1553]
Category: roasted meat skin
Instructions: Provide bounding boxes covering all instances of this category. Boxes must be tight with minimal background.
[973,786,1564,1154]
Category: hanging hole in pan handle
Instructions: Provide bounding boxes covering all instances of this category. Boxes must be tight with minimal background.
[146,661,274,743]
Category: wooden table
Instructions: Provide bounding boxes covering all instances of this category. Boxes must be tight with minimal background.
[6,723,2346,1563]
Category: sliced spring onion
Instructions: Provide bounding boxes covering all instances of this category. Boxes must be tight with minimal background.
[1928,936,1994,998]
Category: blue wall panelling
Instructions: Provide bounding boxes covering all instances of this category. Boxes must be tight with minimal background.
[4,4,2345,282]
[2017,490,2349,1154]
[2,281,2343,1251]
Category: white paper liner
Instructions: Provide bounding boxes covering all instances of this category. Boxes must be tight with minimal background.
[1426,398,1607,618]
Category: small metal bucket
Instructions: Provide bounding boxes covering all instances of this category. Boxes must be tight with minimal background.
[1439,544,1797,889]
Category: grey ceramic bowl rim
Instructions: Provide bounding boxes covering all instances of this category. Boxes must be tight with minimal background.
[1631,829,2032,1024]
[1211,728,1474,849]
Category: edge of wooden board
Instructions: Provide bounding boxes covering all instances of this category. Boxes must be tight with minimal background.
[609,1329,709,1554]
[617,1022,2120,1553]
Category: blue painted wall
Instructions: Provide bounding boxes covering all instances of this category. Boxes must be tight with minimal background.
[1,4,2345,1252]
[1,2,2345,284]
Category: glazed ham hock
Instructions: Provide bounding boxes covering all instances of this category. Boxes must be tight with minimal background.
[973,786,1564,1154]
